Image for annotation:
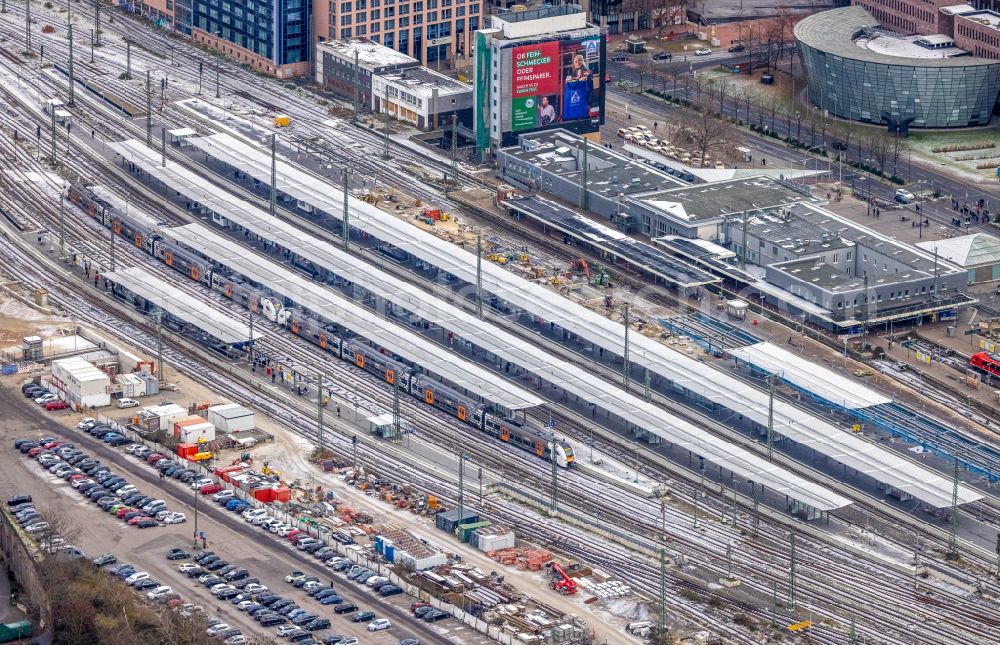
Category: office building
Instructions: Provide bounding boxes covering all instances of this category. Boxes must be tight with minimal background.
[474,5,605,157]
[313,0,482,67]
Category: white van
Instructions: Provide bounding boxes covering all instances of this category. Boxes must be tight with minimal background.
[118,398,139,409]
[242,508,267,523]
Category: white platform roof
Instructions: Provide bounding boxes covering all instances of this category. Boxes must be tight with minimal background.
[729,342,892,410]
[103,266,261,345]
[111,138,855,511]
[160,223,543,412]
[159,133,980,509]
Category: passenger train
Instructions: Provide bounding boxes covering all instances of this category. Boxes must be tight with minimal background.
[68,183,575,467]
[970,351,1000,379]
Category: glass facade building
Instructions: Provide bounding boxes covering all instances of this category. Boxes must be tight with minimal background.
[795,7,1000,128]
[190,0,311,67]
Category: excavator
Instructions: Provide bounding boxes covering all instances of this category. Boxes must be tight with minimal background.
[547,561,578,594]
[569,257,591,279]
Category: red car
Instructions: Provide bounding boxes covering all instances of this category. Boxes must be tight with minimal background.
[146,454,165,464]
[287,529,305,542]
[45,401,70,411]
[43,441,64,449]
[117,507,136,518]
[128,515,151,525]
[199,483,222,495]
[28,447,44,457]
[69,474,86,482]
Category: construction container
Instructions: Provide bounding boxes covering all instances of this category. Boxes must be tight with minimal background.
[208,403,255,433]
[435,509,478,534]
[140,403,187,432]
[457,520,492,543]
[252,487,275,503]
[470,524,515,551]
[273,485,291,503]
[385,545,395,562]
[179,422,215,443]
[177,443,198,458]
[374,535,385,554]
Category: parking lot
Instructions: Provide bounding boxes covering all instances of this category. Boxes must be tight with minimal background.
[2,380,479,645]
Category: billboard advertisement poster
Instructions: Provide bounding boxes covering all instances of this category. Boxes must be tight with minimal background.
[510,36,604,133]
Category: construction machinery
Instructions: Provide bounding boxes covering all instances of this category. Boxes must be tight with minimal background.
[546,561,578,595]
[569,257,590,279]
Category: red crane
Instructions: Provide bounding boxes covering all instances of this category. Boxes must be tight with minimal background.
[547,562,578,595]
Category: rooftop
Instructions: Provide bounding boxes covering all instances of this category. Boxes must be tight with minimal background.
[915,233,1000,267]
[504,129,680,198]
[491,4,583,24]
[794,6,1000,67]
[635,177,810,224]
[859,33,968,59]
[959,10,1000,29]
[377,66,471,97]
[745,204,965,277]
[770,257,925,291]
[317,39,418,69]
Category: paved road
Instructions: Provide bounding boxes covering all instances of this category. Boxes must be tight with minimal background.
[605,51,1000,229]
[0,381,466,644]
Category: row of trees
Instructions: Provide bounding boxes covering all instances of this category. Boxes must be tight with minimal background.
[644,72,910,179]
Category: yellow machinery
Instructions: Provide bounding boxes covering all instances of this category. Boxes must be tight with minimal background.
[274,114,290,127]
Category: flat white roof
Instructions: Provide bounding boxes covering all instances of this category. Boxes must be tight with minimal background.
[172,131,979,509]
[859,33,968,59]
[317,38,418,68]
[103,266,262,345]
[730,342,892,410]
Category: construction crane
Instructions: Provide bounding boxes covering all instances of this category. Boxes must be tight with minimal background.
[547,561,578,595]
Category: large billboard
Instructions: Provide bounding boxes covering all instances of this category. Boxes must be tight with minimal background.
[509,35,604,133]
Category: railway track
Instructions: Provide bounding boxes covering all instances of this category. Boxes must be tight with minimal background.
[5,7,1000,640]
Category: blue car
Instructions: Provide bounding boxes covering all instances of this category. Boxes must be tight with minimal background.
[318,594,343,605]
[226,499,248,511]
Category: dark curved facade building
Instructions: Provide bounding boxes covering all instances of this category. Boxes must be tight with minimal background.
[795,6,1000,128]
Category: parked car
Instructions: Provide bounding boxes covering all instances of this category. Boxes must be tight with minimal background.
[319,594,344,605]
[379,585,403,597]
[727,43,746,52]
[200,483,223,495]
[213,490,235,502]
[92,553,117,567]
[365,617,388,630]
[46,400,70,411]
[333,603,358,615]
[167,548,190,560]
[118,398,139,408]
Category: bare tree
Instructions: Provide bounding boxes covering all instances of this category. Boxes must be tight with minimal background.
[734,84,759,125]
[681,98,735,165]
[34,504,82,555]
[867,131,892,174]
[888,136,908,180]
